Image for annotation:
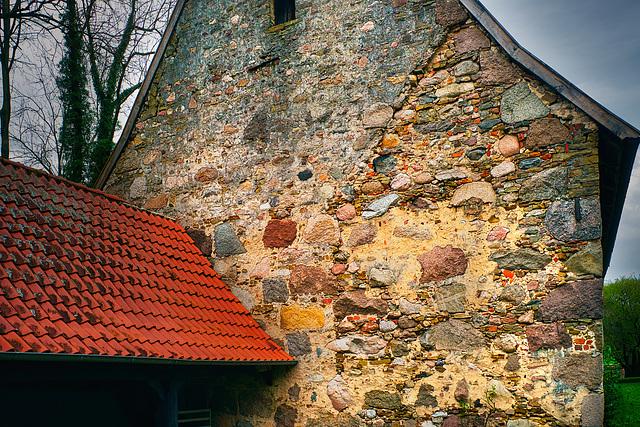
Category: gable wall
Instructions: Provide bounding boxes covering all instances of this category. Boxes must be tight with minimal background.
[105,0,605,425]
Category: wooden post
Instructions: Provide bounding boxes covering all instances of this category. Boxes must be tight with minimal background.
[153,379,182,427]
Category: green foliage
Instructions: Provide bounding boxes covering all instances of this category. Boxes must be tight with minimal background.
[604,372,640,427]
[57,0,92,183]
[85,0,141,186]
[603,275,640,377]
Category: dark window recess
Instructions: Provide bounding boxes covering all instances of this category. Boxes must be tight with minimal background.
[274,0,295,25]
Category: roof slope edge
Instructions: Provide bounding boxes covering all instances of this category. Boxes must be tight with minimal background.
[460,0,640,140]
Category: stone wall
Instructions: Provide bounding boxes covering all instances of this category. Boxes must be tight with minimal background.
[106,0,605,425]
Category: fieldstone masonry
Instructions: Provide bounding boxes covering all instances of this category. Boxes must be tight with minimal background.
[106,0,606,425]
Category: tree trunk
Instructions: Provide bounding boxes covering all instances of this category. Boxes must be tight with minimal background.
[1,0,11,158]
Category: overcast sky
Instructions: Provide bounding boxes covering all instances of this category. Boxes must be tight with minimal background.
[478,0,640,282]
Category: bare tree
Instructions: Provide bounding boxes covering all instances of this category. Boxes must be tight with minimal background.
[11,41,63,173]
[83,0,174,183]
[7,0,175,182]
[1,0,61,158]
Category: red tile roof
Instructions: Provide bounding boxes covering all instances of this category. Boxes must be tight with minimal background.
[0,159,292,363]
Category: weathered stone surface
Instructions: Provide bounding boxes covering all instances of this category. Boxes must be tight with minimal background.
[280,304,325,330]
[416,384,438,407]
[518,311,534,324]
[286,331,312,356]
[414,172,433,184]
[368,265,396,288]
[288,384,300,402]
[565,242,603,277]
[488,248,551,271]
[490,160,515,178]
[435,168,467,181]
[213,257,237,282]
[336,203,356,221]
[499,284,527,305]
[506,421,535,427]
[519,157,542,169]
[274,403,297,427]
[538,279,603,321]
[263,277,289,303]
[552,352,603,390]
[453,27,490,53]
[486,226,509,241]
[263,219,297,248]
[435,283,466,313]
[435,82,474,99]
[498,135,520,157]
[362,194,399,219]
[143,194,168,210]
[418,245,468,283]
[333,290,388,319]
[420,319,486,351]
[346,222,377,247]
[129,176,147,199]
[486,380,514,410]
[305,414,361,427]
[390,173,412,191]
[581,393,604,427]
[398,316,417,329]
[231,286,254,311]
[327,375,353,411]
[214,222,247,257]
[453,60,479,76]
[194,167,219,182]
[466,147,485,161]
[382,132,402,148]
[327,335,387,356]
[505,353,520,372]
[364,390,403,410]
[379,319,397,332]
[442,416,463,427]
[519,166,568,202]
[399,298,423,315]
[454,379,469,402]
[393,225,433,240]
[495,334,517,353]
[243,109,269,141]
[185,228,212,257]
[544,199,602,241]
[525,117,570,149]
[250,257,271,279]
[289,265,337,295]
[451,182,496,206]
[478,118,501,131]
[332,263,346,275]
[363,103,393,128]
[298,169,312,181]
[526,323,572,351]
[435,0,468,27]
[337,318,357,333]
[372,155,397,174]
[500,82,549,124]
[361,181,385,195]
[480,50,518,85]
[303,214,340,245]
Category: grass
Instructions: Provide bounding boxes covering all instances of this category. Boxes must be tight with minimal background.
[604,373,640,426]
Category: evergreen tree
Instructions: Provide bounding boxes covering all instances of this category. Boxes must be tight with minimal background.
[57,0,91,183]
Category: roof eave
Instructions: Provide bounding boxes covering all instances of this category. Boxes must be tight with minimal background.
[0,351,298,367]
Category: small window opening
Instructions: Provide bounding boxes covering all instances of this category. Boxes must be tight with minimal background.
[274,0,295,25]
